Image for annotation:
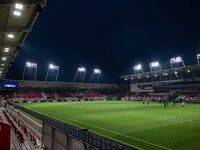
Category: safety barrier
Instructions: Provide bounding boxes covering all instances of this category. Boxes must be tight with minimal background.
[15,105,137,150]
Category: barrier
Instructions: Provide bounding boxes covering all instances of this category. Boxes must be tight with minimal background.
[15,105,137,150]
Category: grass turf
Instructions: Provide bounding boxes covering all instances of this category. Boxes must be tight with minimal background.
[18,101,200,150]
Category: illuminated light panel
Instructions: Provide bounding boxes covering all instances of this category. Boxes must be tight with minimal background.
[4,48,9,52]
[13,10,21,16]
[15,3,23,10]
[2,57,6,61]
[7,34,14,38]
[78,67,86,72]
[170,56,182,63]
[26,62,37,68]
[94,69,101,74]
[134,64,142,70]
[49,64,59,70]
[150,62,160,67]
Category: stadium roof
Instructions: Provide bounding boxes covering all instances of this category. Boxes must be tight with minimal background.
[0,0,46,80]
[5,80,119,90]
[121,64,200,80]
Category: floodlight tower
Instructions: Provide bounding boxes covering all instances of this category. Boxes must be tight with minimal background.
[150,61,162,72]
[90,69,101,83]
[133,64,143,74]
[45,64,59,82]
[197,54,200,64]
[74,67,86,83]
[22,62,37,81]
[170,56,185,69]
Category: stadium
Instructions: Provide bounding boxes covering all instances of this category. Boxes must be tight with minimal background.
[1,0,200,150]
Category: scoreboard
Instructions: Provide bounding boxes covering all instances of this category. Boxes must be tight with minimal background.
[1,81,19,89]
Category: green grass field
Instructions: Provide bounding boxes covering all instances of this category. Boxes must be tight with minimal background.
[18,101,200,150]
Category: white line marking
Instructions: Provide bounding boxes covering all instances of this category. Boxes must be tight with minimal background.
[45,111,172,150]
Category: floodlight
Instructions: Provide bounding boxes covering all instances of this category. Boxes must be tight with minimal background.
[13,10,21,16]
[170,57,182,63]
[170,56,185,68]
[133,64,143,73]
[175,71,177,74]
[154,74,157,77]
[94,69,101,74]
[150,62,159,67]
[146,75,149,78]
[90,68,101,83]
[23,62,38,81]
[138,76,141,78]
[45,64,59,81]
[49,64,54,69]
[163,73,168,76]
[15,3,23,10]
[7,34,14,38]
[2,57,6,61]
[49,64,59,70]
[150,61,162,72]
[78,67,86,72]
[131,77,133,79]
[1,64,4,66]
[74,67,86,83]
[187,70,190,73]
[170,56,185,69]
[4,48,9,52]
[26,62,31,67]
[0,71,2,73]
[134,64,142,70]
[124,78,128,80]
[26,62,37,68]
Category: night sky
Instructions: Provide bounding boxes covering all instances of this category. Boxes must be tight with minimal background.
[6,0,200,84]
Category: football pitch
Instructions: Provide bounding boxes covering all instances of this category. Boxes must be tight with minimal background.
[18,101,200,150]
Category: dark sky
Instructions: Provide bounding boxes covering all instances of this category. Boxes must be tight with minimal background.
[6,0,200,84]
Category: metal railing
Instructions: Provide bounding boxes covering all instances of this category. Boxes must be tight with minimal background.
[15,105,137,150]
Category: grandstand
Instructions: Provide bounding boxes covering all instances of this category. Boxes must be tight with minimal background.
[0,80,119,101]
[121,62,200,102]
[1,62,200,149]
[1,0,200,150]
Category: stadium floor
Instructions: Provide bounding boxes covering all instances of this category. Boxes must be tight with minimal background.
[18,101,200,150]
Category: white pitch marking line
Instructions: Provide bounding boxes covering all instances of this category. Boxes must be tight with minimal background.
[46,112,172,150]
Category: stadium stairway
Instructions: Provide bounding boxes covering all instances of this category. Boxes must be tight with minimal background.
[41,92,47,100]
[54,92,59,99]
